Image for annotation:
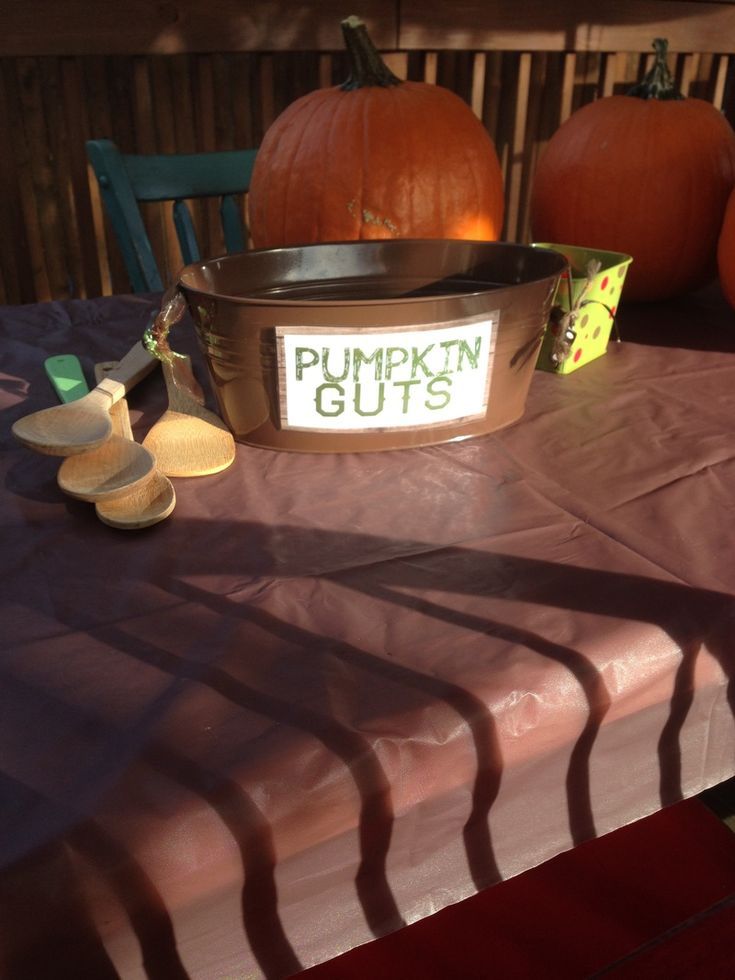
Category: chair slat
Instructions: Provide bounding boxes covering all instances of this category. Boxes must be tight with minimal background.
[86,139,164,292]
[86,138,257,292]
[220,195,246,254]
[124,149,257,202]
[172,200,201,265]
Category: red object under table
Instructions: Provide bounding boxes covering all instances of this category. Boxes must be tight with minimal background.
[298,798,735,979]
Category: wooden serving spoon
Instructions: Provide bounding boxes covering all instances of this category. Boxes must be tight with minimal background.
[42,354,155,502]
[56,405,157,503]
[95,469,176,529]
[12,340,157,456]
[142,355,236,477]
[91,363,176,529]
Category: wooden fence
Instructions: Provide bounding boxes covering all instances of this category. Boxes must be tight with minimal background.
[2,0,735,305]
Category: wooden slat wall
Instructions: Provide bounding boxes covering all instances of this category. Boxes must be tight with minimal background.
[1,0,734,305]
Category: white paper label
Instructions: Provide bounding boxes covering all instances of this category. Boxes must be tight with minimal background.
[276,314,498,432]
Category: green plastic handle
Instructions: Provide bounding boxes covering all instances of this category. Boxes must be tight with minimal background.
[44,354,90,403]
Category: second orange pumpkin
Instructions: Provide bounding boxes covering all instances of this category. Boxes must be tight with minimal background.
[249,17,504,249]
[530,40,735,303]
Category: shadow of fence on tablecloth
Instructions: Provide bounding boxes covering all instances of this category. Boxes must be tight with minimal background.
[341,575,612,848]
[142,522,735,963]
[91,619,407,963]
[140,742,302,980]
[0,768,186,980]
[340,546,735,818]
[4,519,735,979]
[523,555,735,810]
[165,577,506,894]
[0,667,300,979]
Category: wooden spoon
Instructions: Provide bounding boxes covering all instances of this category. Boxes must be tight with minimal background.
[12,340,157,456]
[91,363,176,529]
[95,468,176,529]
[142,355,236,477]
[56,407,157,502]
[43,356,154,503]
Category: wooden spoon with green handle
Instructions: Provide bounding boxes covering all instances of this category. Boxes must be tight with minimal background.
[12,340,157,456]
[44,355,173,525]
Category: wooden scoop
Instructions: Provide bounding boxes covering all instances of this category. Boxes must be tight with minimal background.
[95,468,176,529]
[57,404,157,503]
[142,355,236,477]
[12,340,157,456]
[91,363,176,529]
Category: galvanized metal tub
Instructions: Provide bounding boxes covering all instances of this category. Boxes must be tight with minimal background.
[171,239,565,452]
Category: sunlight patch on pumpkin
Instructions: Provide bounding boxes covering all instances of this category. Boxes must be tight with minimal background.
[449,216,498,240]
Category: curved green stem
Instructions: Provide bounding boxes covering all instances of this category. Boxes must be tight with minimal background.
[627,38,684,101]
[340,15,401,91]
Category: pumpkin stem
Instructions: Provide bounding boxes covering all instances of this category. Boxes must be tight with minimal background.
[340,15,402,91]
[627,38,684,100]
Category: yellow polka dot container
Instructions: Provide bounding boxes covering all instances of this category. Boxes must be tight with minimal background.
[532,243,633,375]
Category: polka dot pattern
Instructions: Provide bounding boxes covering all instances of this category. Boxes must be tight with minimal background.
[540,253,631,373]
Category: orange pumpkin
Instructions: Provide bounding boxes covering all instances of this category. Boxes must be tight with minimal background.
[717,185,735,310]
[249,17,504,248]
[530,39,735,302]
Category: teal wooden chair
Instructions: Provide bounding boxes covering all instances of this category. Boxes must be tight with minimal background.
[86,139,258,293]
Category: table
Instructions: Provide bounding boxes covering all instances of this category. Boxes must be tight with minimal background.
[2,286,735,979]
